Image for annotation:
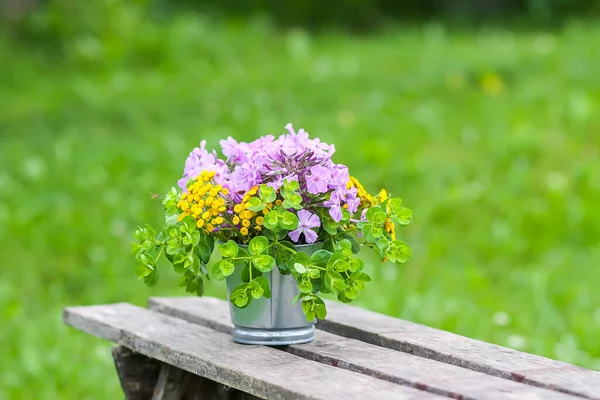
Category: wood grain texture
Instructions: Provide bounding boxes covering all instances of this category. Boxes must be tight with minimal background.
[63,303,443,400]
[112,346,161,400]
[149,296,586,400]
[318,300,600,399]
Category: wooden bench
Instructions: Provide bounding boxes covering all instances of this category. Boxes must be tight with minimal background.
[63,296,600,400]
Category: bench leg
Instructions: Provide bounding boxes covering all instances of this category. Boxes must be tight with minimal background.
[112,346,162,400]
[112,346,259,400]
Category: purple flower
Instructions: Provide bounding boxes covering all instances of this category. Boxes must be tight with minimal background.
[289,210,321,244]
[306,165,331,194]
[220,137,250,163]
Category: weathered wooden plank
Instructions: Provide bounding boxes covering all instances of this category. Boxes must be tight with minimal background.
[63,303,443,400]
[112,346,161,400]
[149,296,586,400]
[318,300,600,399]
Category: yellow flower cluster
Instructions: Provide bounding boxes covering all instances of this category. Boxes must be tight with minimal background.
[378,189,396,241]
[347,176,375,208]
[230,186,271,236]
[347,177,395,241]
[176,171,229,233]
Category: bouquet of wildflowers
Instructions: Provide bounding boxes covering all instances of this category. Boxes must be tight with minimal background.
[132,124,413,320]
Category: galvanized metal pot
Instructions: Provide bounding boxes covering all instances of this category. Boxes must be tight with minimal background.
[225,243,321,345]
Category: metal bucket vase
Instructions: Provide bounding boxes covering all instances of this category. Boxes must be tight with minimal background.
[225,243,320,345]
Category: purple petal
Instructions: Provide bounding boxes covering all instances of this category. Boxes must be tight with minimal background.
[289,228,302,243]
[303,228,318,244]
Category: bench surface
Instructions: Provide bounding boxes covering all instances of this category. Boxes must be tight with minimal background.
[63,296,600,400]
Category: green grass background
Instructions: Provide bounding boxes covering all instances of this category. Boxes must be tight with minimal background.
[2,13,600,399]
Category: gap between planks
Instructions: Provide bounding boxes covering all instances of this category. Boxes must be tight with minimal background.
[148,296,593,400]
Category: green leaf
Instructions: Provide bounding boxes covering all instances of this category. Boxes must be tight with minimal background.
[246,196,266,212]
[336,239,352,252]
[340,234,361,254]
[210,260,226,280]
[293,263,306,273]
[219,259,235,277]
[252,255,276,272]
[333,259,350,272]
[309,250,333,267]
[248,236,269,256]
[299,277,313,293]
[249,280,264,299]
[388,198,403,214]
[194,241,212,264]
[273,241,296,273]
[231,285,250,308]
[181,215,197,232]
[263,210,280,231]
[144,268,159,287]
[191,231,201,247]
[308,268,321,279]
[259,185,277,203]
[386,240,413,264]
[182,232,192,246]
[279,211,299,230]
[135,263,153,278]
[345,287,359,300]
[316,305,327,320]
[322,217,339,235]
[395,207,413,226]
[219,240,239,259]
[131,242,141,253]
[326,252,343,270]
[348,258,364,272]
[283,179,299,192]
[253,276,271,298]
[372,211,387,224]
[366,206,381,223]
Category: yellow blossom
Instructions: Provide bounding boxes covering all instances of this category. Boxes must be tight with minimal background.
[211,209,219,216]
[206,224,214,232]
[232,216,240,225]
[234,204,243,213]
[218,206,226,212]
[202,211,210,220]
[255,216,264,226]
[180,201,189,211]
[275,199,282,206]
[254,226,262,231]
[222,188,229,195]
[214,217,224,225]
[240,227,249,236]
[197,219,205,228]
[242,219,251,227]
[206,197,214,207]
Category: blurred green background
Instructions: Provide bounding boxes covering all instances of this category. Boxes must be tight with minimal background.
[2,0,600,398]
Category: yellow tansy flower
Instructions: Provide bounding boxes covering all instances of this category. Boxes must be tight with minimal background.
[206,224,214,232]
[242,219,251,227]
[255,216,264,226]
[232,216,240,225]
[214,217,224,225]
[234,204,243,213]
[240,227,249,236]
[196,219,205,228]
[254,226,262,231]
[275,199,282,206]
[202,211,210,220]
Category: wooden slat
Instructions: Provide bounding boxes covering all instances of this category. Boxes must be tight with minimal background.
[149,296,586,400]
[63,303,442,400]
[318,300,600,399]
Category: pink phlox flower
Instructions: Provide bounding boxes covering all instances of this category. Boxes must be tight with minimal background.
[306,165,331,194]
[289,210,321,244]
